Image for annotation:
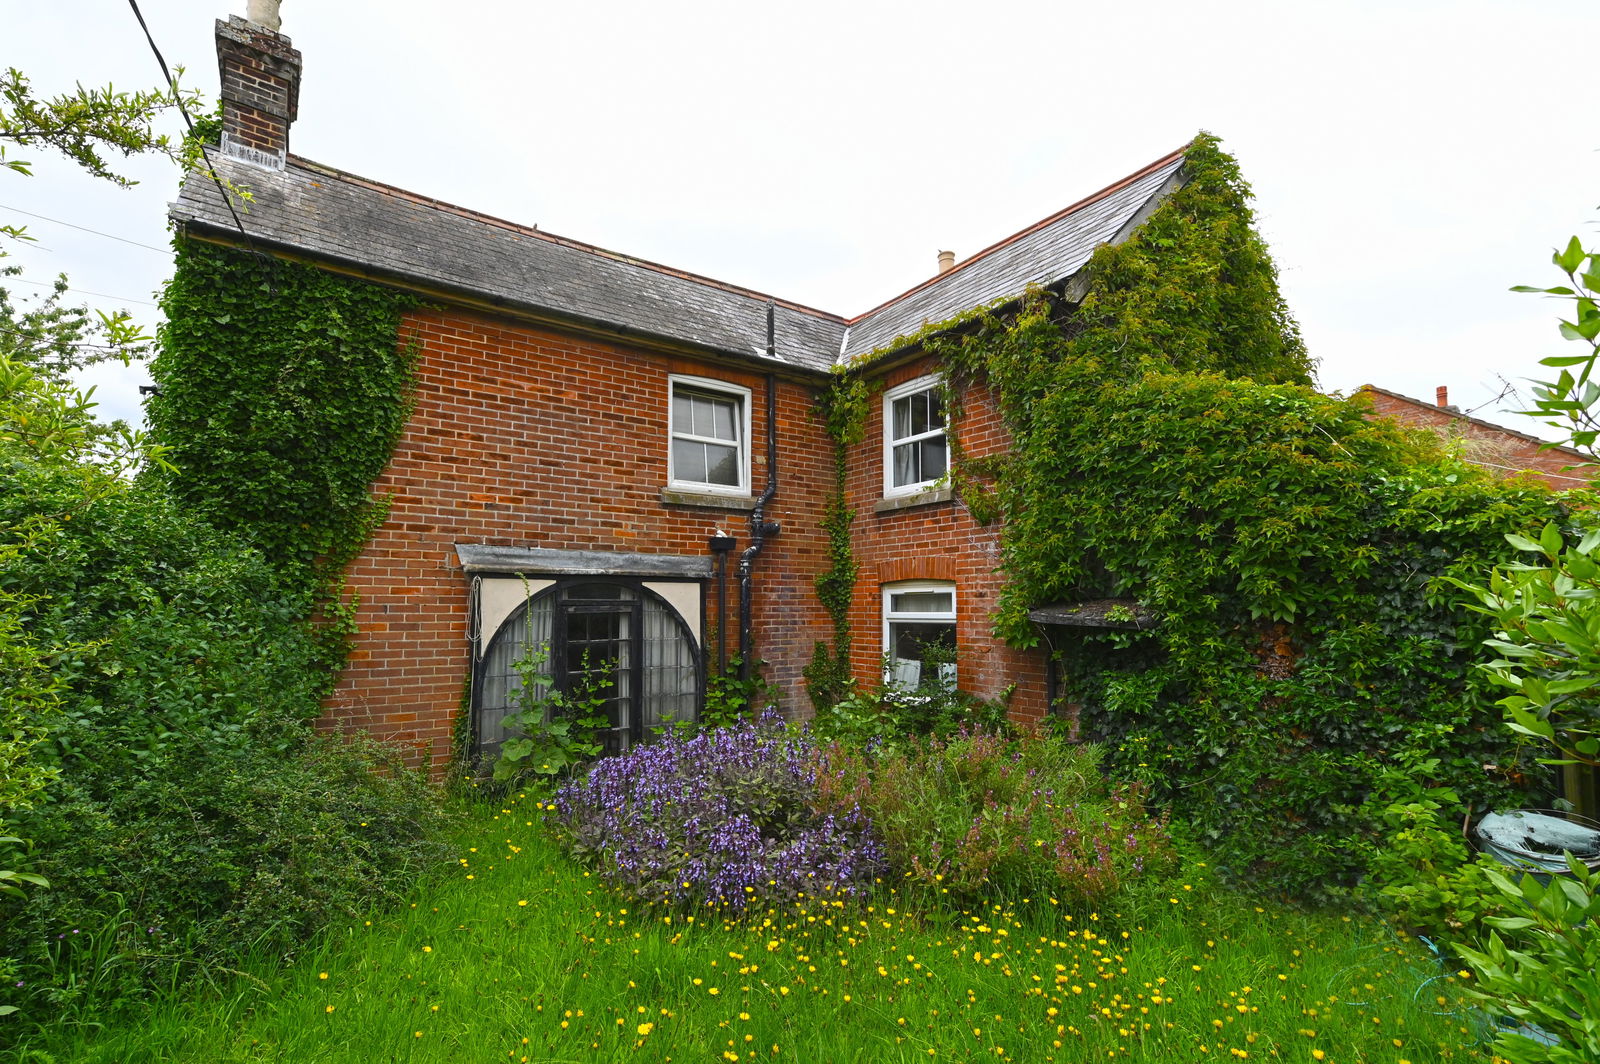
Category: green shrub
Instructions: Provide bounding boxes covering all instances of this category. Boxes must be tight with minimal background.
[939,363,1560,898]
[493,644,608,785]
[0,453,449,1019]
[809,669,1009,748]
[9,736,446,1004]
[814,730,1175,906]
[1457,859,1600,1064]
[1360,769,1511,942]
[1450,233,1600,1060]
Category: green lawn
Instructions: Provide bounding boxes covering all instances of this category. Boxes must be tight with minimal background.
[24,792,1489,1063]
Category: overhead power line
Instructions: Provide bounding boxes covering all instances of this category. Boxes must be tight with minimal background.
[0,322,149,353]
[0,202,172,254]
[126,0,254,247]
[2,275,158,308]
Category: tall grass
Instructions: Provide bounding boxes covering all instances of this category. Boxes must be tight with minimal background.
[16,792,1488,1063]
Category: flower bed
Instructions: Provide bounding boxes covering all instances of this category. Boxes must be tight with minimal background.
[548,714,885,909]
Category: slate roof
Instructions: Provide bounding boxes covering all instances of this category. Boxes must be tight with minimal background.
[840,147,1187,361]
[171,143,1190,374]
[171,156,848,373]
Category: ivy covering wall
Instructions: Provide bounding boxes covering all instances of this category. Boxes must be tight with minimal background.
[922,134,1571,898]
[803,370,871,711]
[148,239,418,597]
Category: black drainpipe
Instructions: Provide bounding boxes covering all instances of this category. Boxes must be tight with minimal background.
[738,302,780,683]
[708,532,736,675]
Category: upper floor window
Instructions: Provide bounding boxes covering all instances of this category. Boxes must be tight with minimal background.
[883,375,947,497]
[669,376,750,495]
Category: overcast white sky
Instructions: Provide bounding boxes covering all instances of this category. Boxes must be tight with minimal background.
[5,0,1598,431]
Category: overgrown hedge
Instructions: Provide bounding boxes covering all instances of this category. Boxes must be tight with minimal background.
[1,228,445,1030]
[1,341,445,1024]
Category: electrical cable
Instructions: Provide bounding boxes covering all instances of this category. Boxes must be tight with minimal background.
[125,0,255,249]
[0,322,147,353]
[0,203,171,254]
[0,275,158,307]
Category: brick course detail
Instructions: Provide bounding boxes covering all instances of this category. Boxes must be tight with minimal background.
[325,309,835,766]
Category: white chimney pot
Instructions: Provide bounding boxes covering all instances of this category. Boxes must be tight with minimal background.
[246,0,282,31]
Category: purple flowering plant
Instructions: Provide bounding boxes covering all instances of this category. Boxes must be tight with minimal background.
[548,713,885,911]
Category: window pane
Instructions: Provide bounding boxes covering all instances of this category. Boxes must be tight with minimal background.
[690,395,714,438]
[921,435,947,481]
[711,397,737,441]
[890,590,953,614]
[908,392,928,435]
[929,391,945,429]
[642,598,698,729]
[892,441,917,487]
[673,439,707,482]
[566,583,632,601]
[477,594,553,755]
[890,621,955,663]
[892,395,912,440]
[678,391,738,442]
[704,443,739,486]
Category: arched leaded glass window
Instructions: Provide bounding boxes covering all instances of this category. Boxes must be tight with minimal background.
[476,581,700,758]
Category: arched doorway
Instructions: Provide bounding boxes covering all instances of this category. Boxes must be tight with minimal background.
[475,580,700,759]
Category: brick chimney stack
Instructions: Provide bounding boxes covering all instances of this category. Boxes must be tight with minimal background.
[1436,385,1449,408]
[216,2,300,170]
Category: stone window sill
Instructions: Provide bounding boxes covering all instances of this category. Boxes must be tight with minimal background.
[873,486,954,513]
[660,488,757,511]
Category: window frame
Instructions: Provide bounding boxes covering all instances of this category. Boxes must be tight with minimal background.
[882,374,949,498]
[668,374,752,496]
[881,579,958,689]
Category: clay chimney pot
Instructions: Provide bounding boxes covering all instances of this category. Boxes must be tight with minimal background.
[246,0,282,30]
[937,250,955,275]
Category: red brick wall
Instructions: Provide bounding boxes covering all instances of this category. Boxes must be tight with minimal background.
[841,355,1052,725]
[1361,387,1595,491]
[324,308,833,766]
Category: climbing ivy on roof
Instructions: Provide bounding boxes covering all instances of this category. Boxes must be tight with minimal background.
[924,135,1575,898]
[1066,132,1311,385]
[148,238,419,598]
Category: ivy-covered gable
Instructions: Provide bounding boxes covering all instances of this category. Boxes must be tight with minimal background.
[148,240,419,595]
[900,133,1581,896]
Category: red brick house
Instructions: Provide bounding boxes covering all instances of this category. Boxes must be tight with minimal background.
[1360,384,1596,490]
[169,12,1191,768]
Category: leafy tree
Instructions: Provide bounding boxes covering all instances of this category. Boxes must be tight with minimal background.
[1,65,204,240]
[1450,231,1600,1063]
[0,61,204,914]
[1,62,209,368]
[1515,235,1600,457]
[1460,234,1600,770]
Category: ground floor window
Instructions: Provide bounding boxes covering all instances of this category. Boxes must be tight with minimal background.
[476,580,699,758]
[883,581,957,690]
